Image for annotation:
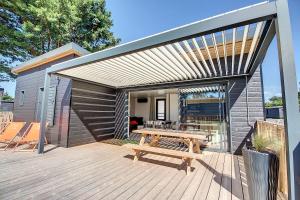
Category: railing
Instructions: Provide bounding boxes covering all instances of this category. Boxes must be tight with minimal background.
[0,112,13,133]
[256,120,288,196]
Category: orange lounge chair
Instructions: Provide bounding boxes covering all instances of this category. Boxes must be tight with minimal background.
[13,122,48,151]
[0,122,26,144]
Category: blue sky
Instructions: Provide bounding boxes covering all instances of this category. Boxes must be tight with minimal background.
[2,0,299,101]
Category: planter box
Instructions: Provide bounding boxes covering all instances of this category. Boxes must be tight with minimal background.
[242,149,279,200]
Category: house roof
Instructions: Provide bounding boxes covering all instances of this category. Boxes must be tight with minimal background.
[12,42,90,74]
[48,1,277,88]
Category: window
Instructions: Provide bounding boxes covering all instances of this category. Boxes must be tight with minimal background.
[19,91,25,106]
[156,99,166,120]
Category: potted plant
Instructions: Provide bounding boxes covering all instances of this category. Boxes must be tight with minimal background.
[242,134,280,200]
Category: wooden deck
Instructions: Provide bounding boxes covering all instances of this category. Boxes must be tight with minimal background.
[0,142,250,200]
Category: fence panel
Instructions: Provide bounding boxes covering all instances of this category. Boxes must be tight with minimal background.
[0,112,13,133]
[256,120,288,196]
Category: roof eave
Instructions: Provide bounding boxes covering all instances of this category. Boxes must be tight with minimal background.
[48,1,277,75]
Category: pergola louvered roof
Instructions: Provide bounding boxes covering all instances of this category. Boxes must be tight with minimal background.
[179,85,226,94]
[49,1,277,88]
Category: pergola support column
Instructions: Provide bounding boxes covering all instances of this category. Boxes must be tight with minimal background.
[275,0,300,199]
[37,71,51,154]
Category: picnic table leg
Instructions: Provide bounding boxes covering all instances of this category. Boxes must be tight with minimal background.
[186,158,192,175]
[188,139,193,153]
[193,139,201,154]
[139,134,146,145]
[133,150,140,162]
[134,133,146,162]
[149,135,160,147]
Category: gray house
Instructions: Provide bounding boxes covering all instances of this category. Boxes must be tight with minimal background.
[12,1,300,198]
[12,43,94,147]
[12,17,268,154]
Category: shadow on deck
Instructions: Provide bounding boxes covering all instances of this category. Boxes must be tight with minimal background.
[0,142,286,200]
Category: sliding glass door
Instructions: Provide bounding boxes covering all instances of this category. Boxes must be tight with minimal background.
[179,84,228,152]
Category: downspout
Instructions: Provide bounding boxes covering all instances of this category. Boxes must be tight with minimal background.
[245,75,252,128]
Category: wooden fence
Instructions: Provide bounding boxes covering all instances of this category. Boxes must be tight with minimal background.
[256,120,288,196]
[0,112,13,133]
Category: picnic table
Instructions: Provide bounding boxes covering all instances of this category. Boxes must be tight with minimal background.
[124,128,207,174]
[179,123,220,140]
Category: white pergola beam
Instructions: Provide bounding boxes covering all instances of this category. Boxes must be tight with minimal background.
[201,36,217,76]
[212,33,222,76]
[191,38,212,77]
[182,40,207,77]
[165,44,197,79]
[174,42,202,78]
[231,28,236,75]
[244,22,263,73]
[222,31,229,76]
[238,25,249,74]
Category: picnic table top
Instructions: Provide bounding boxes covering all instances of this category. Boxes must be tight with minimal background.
[132,128,207,140]
[180,123,220,127]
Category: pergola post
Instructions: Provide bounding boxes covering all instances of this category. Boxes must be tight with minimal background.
[37,71,51,154]
[275,0,300,199]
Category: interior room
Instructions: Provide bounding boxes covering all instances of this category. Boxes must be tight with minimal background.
[128,84,228,151]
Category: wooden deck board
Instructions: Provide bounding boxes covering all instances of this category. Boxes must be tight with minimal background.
[0,142,252,200]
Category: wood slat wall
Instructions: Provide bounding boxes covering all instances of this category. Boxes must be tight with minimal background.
[256,120,288,196]
[68,80,116,147]
[114,90,129,139]
[229,66,264,154]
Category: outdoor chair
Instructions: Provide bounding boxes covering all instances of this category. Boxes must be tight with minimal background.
[154,121,163,129]
[13,122,48,152]
[145,121,154,128]
[0,122,26,150]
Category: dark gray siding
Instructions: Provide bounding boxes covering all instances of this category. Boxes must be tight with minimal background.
[0,101,14,111]
[228,66,264,154]
[68,80,116,147]
[13,54,76,146]
[114,90,129,139]
[46,77,72,147]
[115,66,264,154]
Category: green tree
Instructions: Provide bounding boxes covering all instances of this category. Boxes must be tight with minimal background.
[0,0,30,81]
[265,96,283,108]
[0,0,120,80]
[1,92,14,101]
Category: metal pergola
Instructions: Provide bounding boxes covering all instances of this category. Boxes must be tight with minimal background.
[37,1,299,199]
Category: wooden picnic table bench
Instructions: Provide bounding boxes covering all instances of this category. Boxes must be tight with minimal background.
[124,129,206,175]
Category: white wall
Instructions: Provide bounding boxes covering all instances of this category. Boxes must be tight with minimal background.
[132,93,178,122]
[134,97,150,121]
[169,93,179,121]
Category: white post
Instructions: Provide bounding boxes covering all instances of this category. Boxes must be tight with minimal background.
[37,71,51,154]
[275,0,300,199]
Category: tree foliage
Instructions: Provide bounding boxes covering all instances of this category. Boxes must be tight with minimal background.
[265,96,283,108]
[1,92,14,101]
[0,0,120,80]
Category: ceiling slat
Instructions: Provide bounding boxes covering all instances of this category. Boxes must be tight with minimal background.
[244,22,264,73]
[165,44,197,79]
[158,46,192,79]
[231,28,236,75]
[126,54,172,82]
[237,25,249,74]
[191,38,212,77]
[174,42,201,78]
[122,55,167,81]
[151,48,187,79]
[137,51,176,80]
[212,33,222,76]
[222,31,228,76]
[201,36,217,76]
[182,40,207,77]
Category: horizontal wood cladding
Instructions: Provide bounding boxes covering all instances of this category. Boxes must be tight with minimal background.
[68,80,116,147]
[229,66,264,155]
